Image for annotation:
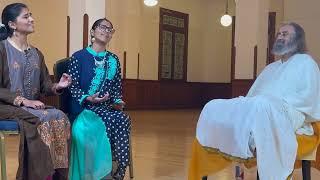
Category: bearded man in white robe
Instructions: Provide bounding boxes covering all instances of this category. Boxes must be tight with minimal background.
[196,22,320,180]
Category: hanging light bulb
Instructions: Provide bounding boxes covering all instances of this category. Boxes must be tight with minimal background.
[144,0,158,7]
[220,0,232,27]
[220,14,232,27]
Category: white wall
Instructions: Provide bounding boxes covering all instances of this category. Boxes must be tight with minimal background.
[107,0,234,82]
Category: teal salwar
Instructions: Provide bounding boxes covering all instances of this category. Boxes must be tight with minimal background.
[69,109,112,180]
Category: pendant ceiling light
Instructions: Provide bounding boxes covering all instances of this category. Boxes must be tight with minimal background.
[220,0,232,27]
[144,0,158,7]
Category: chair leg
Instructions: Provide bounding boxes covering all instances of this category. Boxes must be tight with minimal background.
[202,176,208,180]
[302,160,311,180]
[129,135,134,179]
[0,132,7,180]
[256,161,311,180]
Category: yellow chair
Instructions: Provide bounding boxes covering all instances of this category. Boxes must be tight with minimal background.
[189,122,320,180]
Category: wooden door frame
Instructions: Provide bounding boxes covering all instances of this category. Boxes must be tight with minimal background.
[267,12,276,65]
[158,7,189,81]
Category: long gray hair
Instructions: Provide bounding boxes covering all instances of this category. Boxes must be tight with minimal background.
[285,22,307,54]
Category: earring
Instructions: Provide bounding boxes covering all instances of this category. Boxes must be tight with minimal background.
[91,37,95,43]
[13,29,17,36]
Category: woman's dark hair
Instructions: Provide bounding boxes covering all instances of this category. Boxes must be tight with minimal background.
[0,3,28,40]
[91,18,113,30]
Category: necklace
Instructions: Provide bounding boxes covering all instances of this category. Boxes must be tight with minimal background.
[93,55,107,68]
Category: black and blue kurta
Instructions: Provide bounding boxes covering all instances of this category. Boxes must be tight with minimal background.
[68,47,131,179]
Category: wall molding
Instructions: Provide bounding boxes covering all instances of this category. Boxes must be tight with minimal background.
[123,79,231,109]
[231,79,254,98]
[47,76,233,109]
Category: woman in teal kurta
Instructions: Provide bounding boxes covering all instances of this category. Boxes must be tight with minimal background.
[68,18,131,180]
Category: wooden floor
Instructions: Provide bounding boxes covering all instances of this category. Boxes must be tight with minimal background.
[2,109,320,180]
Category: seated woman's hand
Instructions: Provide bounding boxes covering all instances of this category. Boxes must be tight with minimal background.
[112,100,125,111]
[56,73,72,90]
[22,99,45,109]
[86,92,109,104]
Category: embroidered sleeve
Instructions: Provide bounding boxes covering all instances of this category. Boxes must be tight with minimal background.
[0,45,22,105]
[13,96,26,106]
[68,56,89,105]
